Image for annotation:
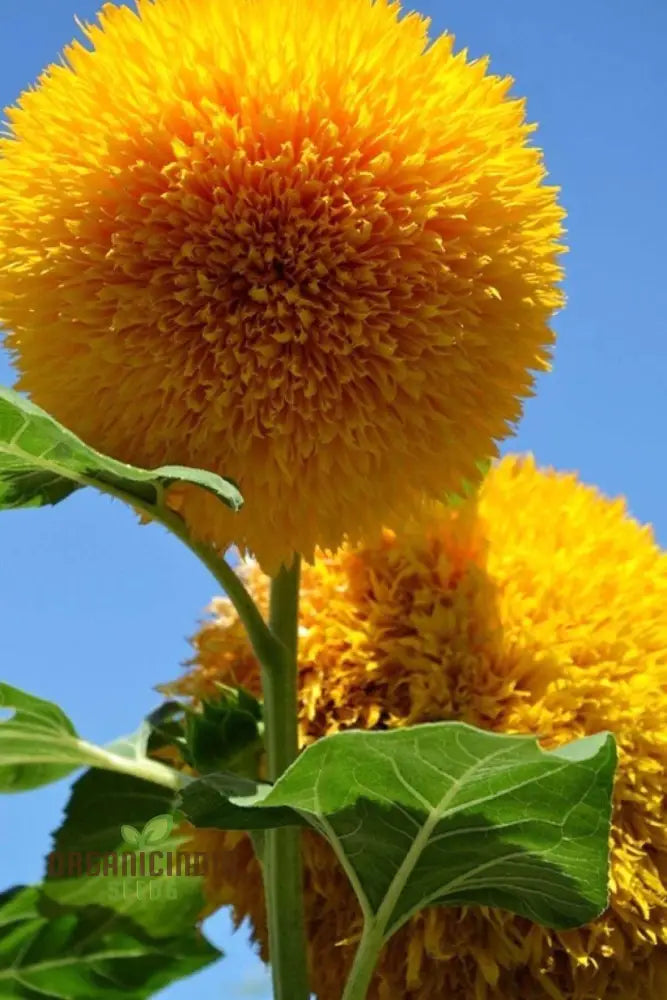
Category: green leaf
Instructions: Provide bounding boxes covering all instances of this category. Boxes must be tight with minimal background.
[0,885,219,999]
[0,387,242,514]
[0,684,80,791]
[42,836,206,941]
[180,723,616,935]
[49,770,175,860]
[179,772,300,831]
[0,684,183,793]
[44,769,205,939]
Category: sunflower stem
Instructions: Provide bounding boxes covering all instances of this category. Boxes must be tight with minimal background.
[155,507,283,669]
[341,921,385,1000]
[266,555,301,771]
[261,554,310,1000]
[146,504,309,997]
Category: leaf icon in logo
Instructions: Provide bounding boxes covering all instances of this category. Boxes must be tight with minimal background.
[141,814,174,846]
[120,824,141,847]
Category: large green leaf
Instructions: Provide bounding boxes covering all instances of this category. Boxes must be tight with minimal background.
[0,886,219,999]
[0,387,242,513]
[0,684,183,793]
[180,723,616,936]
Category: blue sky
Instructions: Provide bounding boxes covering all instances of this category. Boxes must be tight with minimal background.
[0,1,665,997]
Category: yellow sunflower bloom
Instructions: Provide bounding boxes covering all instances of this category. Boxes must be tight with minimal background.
[0,0,564,570]
[168,456,667,1000]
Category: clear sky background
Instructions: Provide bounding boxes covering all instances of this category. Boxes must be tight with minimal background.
[0,2,665,998]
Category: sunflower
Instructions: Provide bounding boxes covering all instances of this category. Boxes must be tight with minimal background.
[168,456,667,1000]
[0,0,564,570]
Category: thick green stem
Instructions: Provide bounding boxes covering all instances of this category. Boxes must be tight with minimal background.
[260,555,310,1000]
[153,506,309,998]
[341,922,385,1000]
[266,557,301,773]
